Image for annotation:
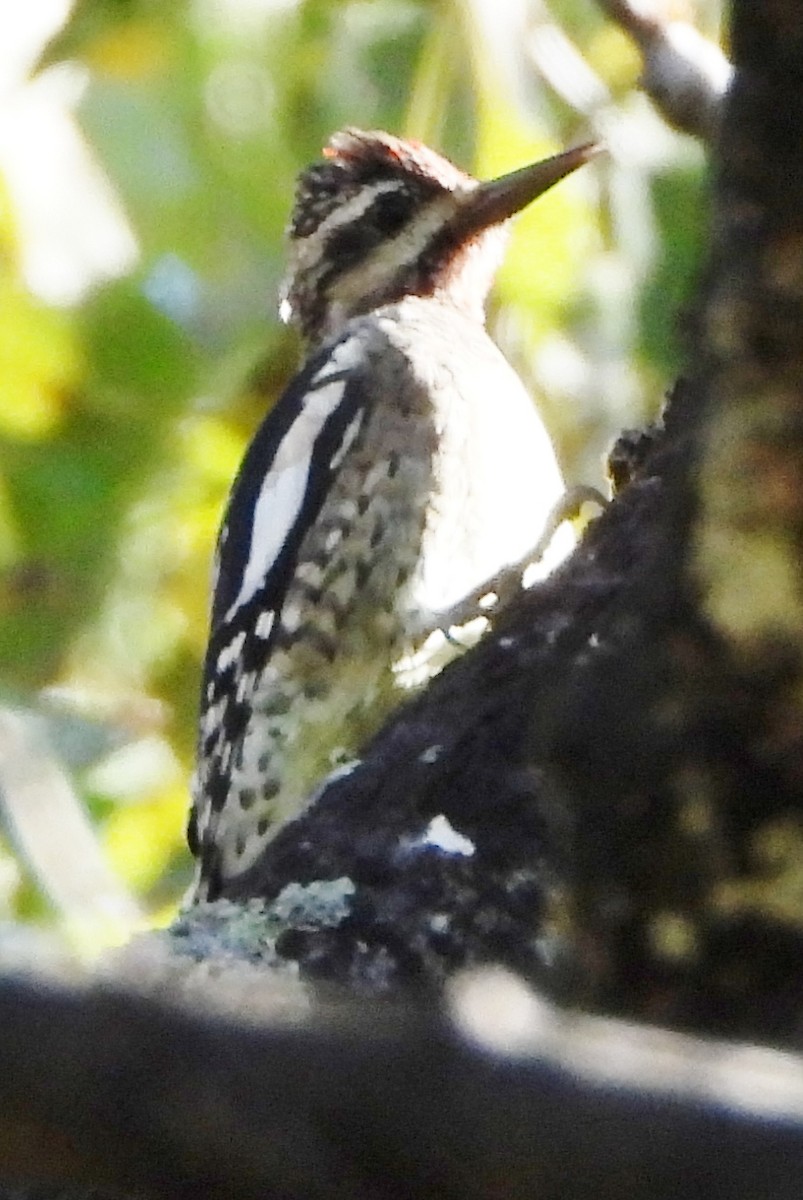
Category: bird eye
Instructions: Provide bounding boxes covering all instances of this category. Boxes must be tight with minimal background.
[322,186,417,273]
[374,190,414,236]
[331,224,376,261]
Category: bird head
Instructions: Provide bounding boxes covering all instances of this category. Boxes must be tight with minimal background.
[280,128,597,346]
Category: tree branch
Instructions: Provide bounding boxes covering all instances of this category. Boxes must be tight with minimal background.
[1,968,803,1200]
[595,0,732,137]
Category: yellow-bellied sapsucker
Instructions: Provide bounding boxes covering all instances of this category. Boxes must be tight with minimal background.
[189,128,595,900]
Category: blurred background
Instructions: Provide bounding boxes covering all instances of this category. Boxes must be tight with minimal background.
[0,0,719,947]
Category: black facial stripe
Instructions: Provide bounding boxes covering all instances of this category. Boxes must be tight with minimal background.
[310,187,426,316]
[327,187,419,266]
[291,158,433,240]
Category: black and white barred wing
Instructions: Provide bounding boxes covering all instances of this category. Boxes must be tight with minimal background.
[189,334,368,866]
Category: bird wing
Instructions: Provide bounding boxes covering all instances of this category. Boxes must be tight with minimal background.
[189,331,370,864]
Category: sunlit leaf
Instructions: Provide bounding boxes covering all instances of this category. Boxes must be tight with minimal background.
[0,289,79,440]
[103,781,188,895]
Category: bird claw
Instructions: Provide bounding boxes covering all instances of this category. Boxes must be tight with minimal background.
[434,484,608,633]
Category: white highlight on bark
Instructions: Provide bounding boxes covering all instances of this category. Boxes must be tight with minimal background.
[419,814,475,857]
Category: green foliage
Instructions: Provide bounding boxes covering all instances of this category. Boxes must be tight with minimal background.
[0,0,713,942]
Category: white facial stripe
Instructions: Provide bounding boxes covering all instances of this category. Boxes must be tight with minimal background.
[318,180,401,237]
[288,181,404,293]
[329,192,468,310]
[223,373,349,623]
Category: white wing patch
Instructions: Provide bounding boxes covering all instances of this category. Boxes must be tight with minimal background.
[222,337,365,624]
[221,370,363,624]
[223,450,313,623]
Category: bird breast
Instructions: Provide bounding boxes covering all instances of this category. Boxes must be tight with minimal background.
[372,296,569,623]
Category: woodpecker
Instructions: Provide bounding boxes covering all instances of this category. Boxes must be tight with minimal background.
[189,128,595,900]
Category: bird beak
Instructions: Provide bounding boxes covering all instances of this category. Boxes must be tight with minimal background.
[456,142,600,235]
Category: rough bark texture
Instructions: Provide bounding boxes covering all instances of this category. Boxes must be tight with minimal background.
[3,0,803,1196]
